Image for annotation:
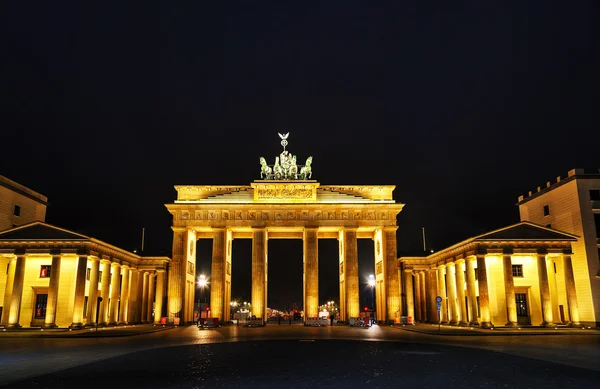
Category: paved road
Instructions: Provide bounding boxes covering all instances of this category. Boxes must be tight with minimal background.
[1,324,599,387]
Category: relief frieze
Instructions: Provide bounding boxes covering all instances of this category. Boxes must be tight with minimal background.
[256,188,313,199]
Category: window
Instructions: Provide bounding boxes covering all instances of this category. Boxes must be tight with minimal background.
[546,224,552,229]
[512,264,523,277]
[34,294,48,319]
[543,205,550,216]
[594,214,600,239]
[40,265,51,278]
[14,205,21,217]
[590,189,600,201]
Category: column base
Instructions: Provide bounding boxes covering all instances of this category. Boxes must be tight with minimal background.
[84,322,97,328]
[468,321,479,327]
[42,323,58,329]
[458,321,469,327]
[97,322,108,327]
[505,321,519,327]
[108,321,118,326]
[69,323,84,330]
[542,322,557,327]
[480,321,493,329]
[5,323,22,329]
[448,320,459,326]
[567,321,582,327]
[441,321,449,325]
[117,321,128,326]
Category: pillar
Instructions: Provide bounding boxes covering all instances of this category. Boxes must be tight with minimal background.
[108,263,121,325]
[338,231,346,320]
[303,227,319,319]
[154,270,166,324]
[1,258,16,325]
[419,271,427,322]
[343,228,359,319]
[446,262,458,325]
[437,265,448,324]
[562,254,580,326]
[70,255,89,329]
[503,254,518,326]
[404,270,414,320]
[476,254,492,328]
[413,271,421,321]
[455,260,468,326]
[98,259,111,326]
[127,269,139,324]
[211,228,227,322]
[167,228,185,321]
[383,227,400,323]
[6,255,26,328]
[135,269,144,323]
[537,253,555,326]
[147,273,155,322]
[141,272,149,323]
[43,254,61,328]
[224,230,233,323]
[251,228,267,321]
[465,257,479,325]
[426,270,437,323]
[118,266,130,324]
[85,258,100,326]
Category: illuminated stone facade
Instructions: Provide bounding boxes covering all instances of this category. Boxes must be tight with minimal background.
[0,176,47,231]
[400,222,581,327]
[0,222,169,328]
[517,168,600,326]
[165,181,404,323]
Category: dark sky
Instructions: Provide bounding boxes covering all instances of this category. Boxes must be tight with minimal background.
[2,2,598,310]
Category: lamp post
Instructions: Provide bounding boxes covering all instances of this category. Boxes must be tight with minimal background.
[198,274,207,319]
[368,274,375,323]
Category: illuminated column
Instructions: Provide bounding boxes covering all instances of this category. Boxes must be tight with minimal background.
[1,258,16,325]
[426,270,437,323]
[154,270,166,324]
[167,228,186,321]
[303,227,319,319]
[6,255,26,328]
[476,254,492,328]
[343,228,359,319]
[147,273,155,322]
[252,228,267,320]
[224,230,233,323]
[465,257,479,326]
[134,269,144,323]
[419,271,427,322]
[108,263,121,325]
[404,269,414,320]
[537,253,555,326]
[383,227,400,322]
[85,258,100,326]
[413,271,422,321]
[437,265,448,324]
[118,266,130,324]
[562,254,580,326]
[455,260,468,326]
[70,254,89,329]
[44,254,62,328]
[446,262,458,325]
[503,254,518,326]
[211,228,227,322]
[98,259,111,326]
[127,269,139,324]
[338,231,346,320]
[141,272,149,323]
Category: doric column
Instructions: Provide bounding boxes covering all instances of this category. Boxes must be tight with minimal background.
[446,262,458,325]
[70,254,89,329]
[503,254,518,326]
[537,253,555,326]
[141,272,149,323]
[252,228,267,320]
[167,228,186,321]
[338,230,346,320]
[419,271,427,322]
[118,266,130,325]
[476,254,492,328]
[404,269,414,320]
[108,263,121,325]
[343,228,359,319]
[6,255,26,328]
[465,257,479,326]
[98,259,111,326]
[211,228,227,322]
[43,254,62,328]
[562,254,580,326]
[303,227,319,319]
[85,258,100,326]
[127,269,139,324]
[383,227,400,322]
[134,269,144,323]
[437,265,448,324]
[413,271,421,321]
[426,270,437,323]
[147,273,156,322]
[154,270,166,324]
[1,258,16,325]
[223,230,233,323]
[455,260,468,326]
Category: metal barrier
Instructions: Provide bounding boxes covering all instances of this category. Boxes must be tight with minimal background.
[348,317,368,327]
[199,317,220,328]
[304,317,328,326]
[246,318,264,327]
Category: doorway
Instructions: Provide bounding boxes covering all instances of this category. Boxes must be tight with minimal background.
[515,292,531,325]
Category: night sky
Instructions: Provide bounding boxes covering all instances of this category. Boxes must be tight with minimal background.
[2,2,598,310]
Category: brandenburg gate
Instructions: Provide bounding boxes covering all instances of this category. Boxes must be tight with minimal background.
[165,134,404,324]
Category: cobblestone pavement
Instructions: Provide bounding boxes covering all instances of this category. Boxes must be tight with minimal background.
[1,323,599,386]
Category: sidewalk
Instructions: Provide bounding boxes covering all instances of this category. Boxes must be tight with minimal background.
[393,323,600,336]
[0,324,174,338]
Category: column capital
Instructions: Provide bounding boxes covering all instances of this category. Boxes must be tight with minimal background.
[89,256,100,262]
[403,268,413,274]
[383,226,398,232]
[447,262,456,268]
[341,226,358,232]
[156,269,166,273]
[437,264,446,269]
[111,262,121,268]
[455,258,465,264]
[172,227,187,232]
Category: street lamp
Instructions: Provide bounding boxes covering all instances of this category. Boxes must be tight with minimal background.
[368,274,375,315]
[198,275,207,317]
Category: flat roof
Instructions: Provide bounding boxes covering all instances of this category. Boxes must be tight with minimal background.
[0,175,48,205]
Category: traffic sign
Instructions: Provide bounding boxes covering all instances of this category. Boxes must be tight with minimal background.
[435,296,442,304]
